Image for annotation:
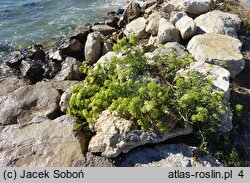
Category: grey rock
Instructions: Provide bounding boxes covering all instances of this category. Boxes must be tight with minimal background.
[84,32,102,64]
[175,15,197,40]
[71,25,91,44]
[0,76,28,96]
[20,59,45,83]
[59,39,84,60]
[195,10,242,38]
[0,81,62,125]
[60,87,72,113]
[88,110,193,158]
[0,115,84,167]
[92,25,116,36]
[153,42,189,58]
[124,17,148,39]
[170,11,187,25]
[119,144,221,167]
[187,33,245,78]
[48,49,63,62]
[157,18,181,44]
[123,2,142,22]
[145,11,161,36]
[169,0,212,15]
[54,57,82,81]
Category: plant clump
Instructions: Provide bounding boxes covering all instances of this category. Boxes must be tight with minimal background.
[67,36,227,135]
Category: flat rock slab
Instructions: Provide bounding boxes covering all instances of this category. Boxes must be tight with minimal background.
[88,110,193,158]
[195,10,242,38]
[0,76,28,96]
[187,33,245,78]
[0,115,84,167]
[0,81,77,125]
[118,144,221,167]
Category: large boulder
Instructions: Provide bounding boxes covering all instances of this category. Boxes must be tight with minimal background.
[124,17,148,39]
[169,0,212,15]
[175,15,197,40]
[3,51,24,68]
[187,33,245,78]
[59,39,84,60]
[0,76,28,96]
[170,11,187,25]
[145,11,161,36]
[0,81,72,125]
[118,144,221,167]
[88,110,193,158]
[194,10,242,38]
[0,115,84,167]
[123,2,142,22]
[54,57,82,81]
[157,18,181,44]
[84,32,102,64]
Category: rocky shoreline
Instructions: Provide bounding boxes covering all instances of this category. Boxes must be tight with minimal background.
[0,0,250,167]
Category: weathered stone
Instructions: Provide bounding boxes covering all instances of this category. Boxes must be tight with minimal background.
[194,10,242,38]
[169,0,212,15]
[94,51,117,69]
[119,144,221,167]
[148,35,158,45]
[153,42,189,58]
[30,49,46,61]
[3,51,24,68]
[43,60,61,79]
[60,87,72,113]
[157,18,181,44]
[144,0,157,10]
[92,25,116,36]
[145,3,157,15]
[75,152,115,167]
[162,3,175,14]
[170,11,187,25]
[0,115,84,167]
[54,57,82,81]
[0,76,28,96]
[124,17,148,39]
[175,15,197,40]
[48,49,63,62]
[105,16,120,28]
[20,59,45,83]
[102,42,113,55]
[145,11,161,36]
[71,25,91,44]
[187,33,245,78]
[59,39,84,60]
[84,32,102,64]
[0,82,62,125]
[88,110,193,158]
[123,2,142,22]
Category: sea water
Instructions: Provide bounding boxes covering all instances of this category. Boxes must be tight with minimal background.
[0,0,129,50]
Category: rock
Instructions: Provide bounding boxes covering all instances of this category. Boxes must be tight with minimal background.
[157,18,181,44]
[30,49,46,61]
[175,15,197,40]
[148,35,158,45]
[145,3,157,15]
[75,152,115,167]
[123,17,148,39]
[84,32,102,64]
[187,33,245,78]
[71,26,91,44]
[88,110,193,158]
[194,10,242,38]
[54,57,82,81]
[0,115,84,167]
[48,49,63,62]
[59,39,84,60]
[0,76,28,96]
[105,16,120,28]
[59,87,72,113]
[152,42,189,58]
[3,51,24,68]
[144,0,157,10]
[0,81,62,125]
[92,25,116,36]
[94,51,117,69]
[118,144,221,167]
[170,11,187,25]
[43,60,61,79]
[145,11,161,36]
[162,3,175,14]
[169,0,212,15]
[0,63,13,78]
[102,42,113,55]
[20,59,45,83]
[123,2,142,22]
[117,8,125,15]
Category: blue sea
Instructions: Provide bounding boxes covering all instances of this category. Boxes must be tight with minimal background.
[0,0,129,51]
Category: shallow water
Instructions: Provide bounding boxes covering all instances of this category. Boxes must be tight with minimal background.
[0,0,128,49]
